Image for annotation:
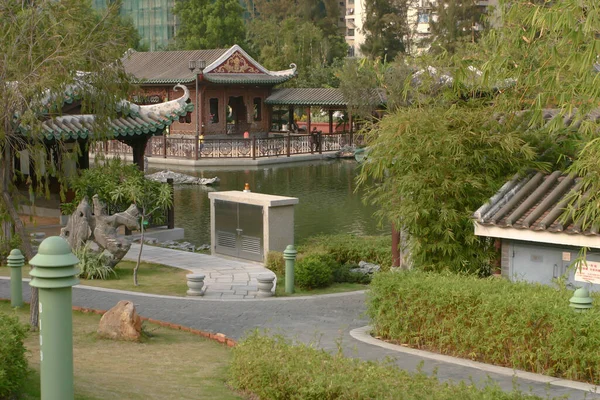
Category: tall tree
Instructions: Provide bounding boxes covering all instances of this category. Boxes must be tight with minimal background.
[173,0,247,49]
[427,0,488,53]
[360,0,410,61]
[0,0,133,327]
[246,0,347,87]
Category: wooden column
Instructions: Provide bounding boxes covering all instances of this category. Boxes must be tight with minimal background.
[348,110,354,146]
[328,110,334,134]
[306,106,311,134]
[129,136,149,171]
[78,140,89,170]
[288,106,294,132]
[348,111,353,134]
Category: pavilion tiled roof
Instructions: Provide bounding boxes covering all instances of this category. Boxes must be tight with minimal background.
[122,45,297,86]
[266,88,386,107]
[266,88,347,106]
[122,49,228,84]
[38,84,193,141]
[472,171,596,236]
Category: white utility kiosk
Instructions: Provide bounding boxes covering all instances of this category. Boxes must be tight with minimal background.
[208,191,298,263]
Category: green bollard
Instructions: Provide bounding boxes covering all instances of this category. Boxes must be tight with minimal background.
[283,244,297,294]
[570,287,593,312]
[7,249,25,307]
[29,236,80,400]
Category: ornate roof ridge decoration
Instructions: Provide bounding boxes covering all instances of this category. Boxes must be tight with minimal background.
[41,84,192,141]
[203,45,297,78]
[472,171,595,236]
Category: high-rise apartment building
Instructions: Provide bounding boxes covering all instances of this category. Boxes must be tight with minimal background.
[344,0,366,57]
[92,0,177,51]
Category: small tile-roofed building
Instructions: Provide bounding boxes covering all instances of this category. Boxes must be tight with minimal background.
[473,171,600,290]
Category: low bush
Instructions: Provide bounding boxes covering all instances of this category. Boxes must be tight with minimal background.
[298,234,391,270]
[265,251,284,277]
[229,331,545,400]
[74,244,116,280]
[368,271,600,384]
[0,313,29,399]
[295,253,335,289]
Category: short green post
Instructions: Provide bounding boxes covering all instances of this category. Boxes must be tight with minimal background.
[570,287,593,312]
[7,249,24,307]
[283,244,297,294]
[29,236,80,400]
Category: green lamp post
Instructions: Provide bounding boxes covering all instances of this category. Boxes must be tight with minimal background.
[29,236,80,400]
[7,249,25,307]
[283,244,297,294]
[569,287,593,312]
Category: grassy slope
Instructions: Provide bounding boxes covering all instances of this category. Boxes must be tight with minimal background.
[0,261,189,297]
[1,302,241,400]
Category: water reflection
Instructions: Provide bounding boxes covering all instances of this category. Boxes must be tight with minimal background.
[162,159,386,246]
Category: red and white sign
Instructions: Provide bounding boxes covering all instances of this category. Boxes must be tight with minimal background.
[574,261,600,284]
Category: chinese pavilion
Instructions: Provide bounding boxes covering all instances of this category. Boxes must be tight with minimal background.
[122,45,297,137]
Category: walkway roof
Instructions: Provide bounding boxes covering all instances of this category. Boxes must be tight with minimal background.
[265,88,387,108]
[266,88,347,107]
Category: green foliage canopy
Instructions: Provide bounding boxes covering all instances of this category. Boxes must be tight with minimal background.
[173,0,247,49]
[360,0,409,60]
[359,104,537,274]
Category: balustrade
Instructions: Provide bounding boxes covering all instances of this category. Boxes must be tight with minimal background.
[96,133,352,160]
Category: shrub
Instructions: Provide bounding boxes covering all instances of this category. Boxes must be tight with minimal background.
[0,313,29,399]
[229,331,545,400]
[295,253,335,289]
[74,244,116,280]
[265,251,284,276]
[332,263,372,284]
[298,234,391,270]
[368,271,600,384]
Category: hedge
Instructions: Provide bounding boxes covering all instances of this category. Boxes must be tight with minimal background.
[229,331,546,399]
[368,271,600,384]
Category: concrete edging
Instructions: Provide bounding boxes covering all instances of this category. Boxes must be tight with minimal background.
[349,326,600,394]
[0,276,366,301]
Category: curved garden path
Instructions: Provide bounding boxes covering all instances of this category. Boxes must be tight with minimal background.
[0,280,597,399]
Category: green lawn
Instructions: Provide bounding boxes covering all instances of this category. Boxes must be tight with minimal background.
[1,302,241,400]
[0,261,189,297]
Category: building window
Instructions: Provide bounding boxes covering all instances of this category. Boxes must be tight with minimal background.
[209,98,219,123]
[418,12,430,23]
[253,97,262,121]
[348,46,355,57]
[347,28,355,36]
[339,1,344,6]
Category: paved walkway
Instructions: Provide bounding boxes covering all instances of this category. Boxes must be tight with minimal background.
[2,283,597,400]
[124,244,275,299]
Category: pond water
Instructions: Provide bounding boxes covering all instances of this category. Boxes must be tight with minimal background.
[164,159,387,246]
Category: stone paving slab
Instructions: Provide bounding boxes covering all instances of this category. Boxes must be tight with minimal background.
[124,244,275,299]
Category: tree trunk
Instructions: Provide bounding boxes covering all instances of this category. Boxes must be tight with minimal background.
[1,146,38,329]
[134,214,144,286]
